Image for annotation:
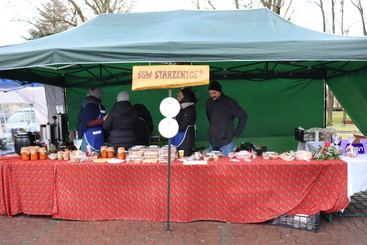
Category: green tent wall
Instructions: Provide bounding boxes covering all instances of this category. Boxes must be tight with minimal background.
[66,77,324,152]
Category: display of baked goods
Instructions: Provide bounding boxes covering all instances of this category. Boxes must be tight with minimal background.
[70,150,85,162]
[158,145,177,162]
[262,152,279,160]
[107,158,124,164]
[295,150,313,161]
[235,150,252,160]
[93,158,109,163]
[48,153,57,160]
[126,146,144,163]
[57,150,64,160]
[142,159,158,164]
[279,151,295,161]
[15,143,324,164]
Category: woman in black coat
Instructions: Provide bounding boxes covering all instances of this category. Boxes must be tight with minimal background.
[133,103,153,146]
[103,91,137,150]
[173,87,197,156]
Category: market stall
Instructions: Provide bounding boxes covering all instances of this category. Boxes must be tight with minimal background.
[0,8,367,228]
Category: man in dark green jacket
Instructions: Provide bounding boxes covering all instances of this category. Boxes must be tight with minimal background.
[206,81,248,156]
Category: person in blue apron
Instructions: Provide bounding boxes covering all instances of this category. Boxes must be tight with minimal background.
[103,91,137,150]
[76,87,106,153]
[172,88,197,156]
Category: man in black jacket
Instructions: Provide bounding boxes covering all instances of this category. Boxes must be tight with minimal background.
[206,81,247,156]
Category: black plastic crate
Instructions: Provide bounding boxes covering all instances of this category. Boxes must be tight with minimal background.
[295,128,316,142]
[339,190,367,217]
[269,213,320,232]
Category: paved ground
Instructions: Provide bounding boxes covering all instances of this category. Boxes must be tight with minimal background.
[1,214,366,245]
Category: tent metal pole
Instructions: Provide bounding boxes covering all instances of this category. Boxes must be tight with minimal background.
[323,78,327,128]
[63,86,68,124]
[166,88,172,232]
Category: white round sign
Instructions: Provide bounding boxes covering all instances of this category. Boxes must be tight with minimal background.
[158,118,179,139]
[159,97,180,118]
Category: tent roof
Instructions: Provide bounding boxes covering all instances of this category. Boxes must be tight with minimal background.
[0,8,367,87]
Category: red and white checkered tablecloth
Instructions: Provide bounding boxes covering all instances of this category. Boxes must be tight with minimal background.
[0,156,348,223]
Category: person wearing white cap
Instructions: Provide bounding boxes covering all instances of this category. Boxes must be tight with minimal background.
[103,91,137,150]
[76,87,106,152]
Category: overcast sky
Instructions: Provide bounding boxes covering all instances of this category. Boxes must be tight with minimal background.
[0,0,365,46]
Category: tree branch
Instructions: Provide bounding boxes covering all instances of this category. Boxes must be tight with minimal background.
[68,0,86,22]
[207,0,216,10]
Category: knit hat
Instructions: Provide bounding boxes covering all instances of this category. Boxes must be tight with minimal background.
[117,91,129,102]
[208,81,222,92]
[88,87,102,100]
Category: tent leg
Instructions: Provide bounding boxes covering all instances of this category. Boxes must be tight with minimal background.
[323,78,327,128]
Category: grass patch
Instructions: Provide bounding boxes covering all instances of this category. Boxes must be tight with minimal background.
[327,111,360,139]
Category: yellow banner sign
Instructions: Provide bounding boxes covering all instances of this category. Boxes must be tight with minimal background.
[132,65,209,91]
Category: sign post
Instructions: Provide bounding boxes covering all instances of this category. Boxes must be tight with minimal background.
[166,89,172,231]
[132,64,209,232]
[158,90,180,231]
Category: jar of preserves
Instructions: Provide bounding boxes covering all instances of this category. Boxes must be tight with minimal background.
[100,146,107,158]
[39,147,47,160]
[30,149,39,161]
[107,147,115,158]
[117,147,126,160]
[57,151,64,160]
[21,147,30,161]
[63,150,70,161]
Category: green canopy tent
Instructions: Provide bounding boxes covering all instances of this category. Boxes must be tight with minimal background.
[0,8,366,151]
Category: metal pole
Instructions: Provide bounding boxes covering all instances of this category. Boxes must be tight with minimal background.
[323,78,327,128]
[166,88,172,231]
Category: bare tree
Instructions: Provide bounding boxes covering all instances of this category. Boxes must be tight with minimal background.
[340,0,345,34]
[283,0,294,20]
[328,0,337,126]
[28,0,77,39]
[235,0,240,9]
[234,0,254,9]
[84,0,134,14]
[309,0,327,32]
[27,0,135,39]
[331,0,336,33]
[191,0,254,10]
[189,0,216,10]
[309,0,337,125]
[260,0,283,15]
[340,0,348,123]
[259,0,294,19]
[207,0,216,9]
[351,0,367,35]
[191,0,201,9]
[68,0,87,23]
